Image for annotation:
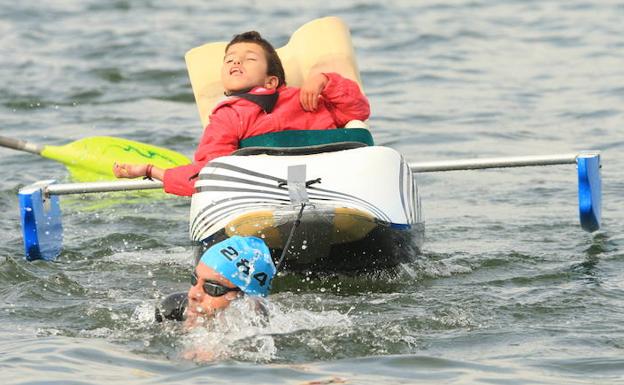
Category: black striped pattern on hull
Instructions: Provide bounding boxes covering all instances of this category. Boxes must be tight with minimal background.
[190,160,417,242]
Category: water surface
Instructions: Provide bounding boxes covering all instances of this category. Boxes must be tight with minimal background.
[1,1,623,384]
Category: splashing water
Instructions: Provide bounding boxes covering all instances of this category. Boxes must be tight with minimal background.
[176,296,352,362]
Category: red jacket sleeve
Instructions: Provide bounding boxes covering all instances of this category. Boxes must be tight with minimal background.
[163,106,240,196]
[320,72,370,127]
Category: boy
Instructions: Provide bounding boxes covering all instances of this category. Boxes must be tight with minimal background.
[114,31,370,196]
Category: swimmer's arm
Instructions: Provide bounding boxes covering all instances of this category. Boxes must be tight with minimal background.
[183,348,216,362]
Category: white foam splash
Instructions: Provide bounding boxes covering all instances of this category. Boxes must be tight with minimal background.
[103,247,194,266]
[131,302,156,324]
[179,296,351,362]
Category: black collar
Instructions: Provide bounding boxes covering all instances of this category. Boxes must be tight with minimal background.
[227,88,279,113]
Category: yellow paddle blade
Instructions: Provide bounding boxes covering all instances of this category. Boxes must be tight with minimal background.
[40,136,191,181]
[185,16,361,128]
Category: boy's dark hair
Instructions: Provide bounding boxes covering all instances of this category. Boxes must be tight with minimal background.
[226,31,286,88]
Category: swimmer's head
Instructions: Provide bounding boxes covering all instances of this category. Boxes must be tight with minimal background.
[199,236,276,297]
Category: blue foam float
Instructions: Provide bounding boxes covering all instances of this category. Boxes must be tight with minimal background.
[18,180,63,261]
[577,153,601,232]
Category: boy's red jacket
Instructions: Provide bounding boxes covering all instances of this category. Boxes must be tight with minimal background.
[163,72,370,196]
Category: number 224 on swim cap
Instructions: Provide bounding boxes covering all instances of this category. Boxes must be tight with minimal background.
[199,236,276,297]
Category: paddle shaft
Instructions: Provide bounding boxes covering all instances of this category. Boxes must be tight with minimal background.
[408,152,591,173]
[0,135,43,155]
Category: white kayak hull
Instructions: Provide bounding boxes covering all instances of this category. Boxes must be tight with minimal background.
[189,145,425,273]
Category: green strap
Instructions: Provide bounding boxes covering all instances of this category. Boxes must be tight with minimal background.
[239,128,374,148]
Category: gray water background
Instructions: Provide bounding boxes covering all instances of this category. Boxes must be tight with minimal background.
[1,1,623,384]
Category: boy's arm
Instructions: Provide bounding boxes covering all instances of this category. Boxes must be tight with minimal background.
[163,107,240,196]
[319,72,370,127]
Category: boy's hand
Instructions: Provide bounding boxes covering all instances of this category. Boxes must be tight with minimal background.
[299,73,329,112]
[113,163,147,179]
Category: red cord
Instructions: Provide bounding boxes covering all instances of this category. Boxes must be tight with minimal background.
[145,164,154,180]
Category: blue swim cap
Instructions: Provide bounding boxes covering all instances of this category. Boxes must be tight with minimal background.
[199,236,276,297]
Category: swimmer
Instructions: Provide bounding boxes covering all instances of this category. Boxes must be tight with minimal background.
[155,236,276,328]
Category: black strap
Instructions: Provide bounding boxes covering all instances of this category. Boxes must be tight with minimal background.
[277,177,322,189]
[276,203,306,271]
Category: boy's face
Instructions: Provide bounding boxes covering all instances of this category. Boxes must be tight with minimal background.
[186,263,239,323]
[221,42,278,93]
